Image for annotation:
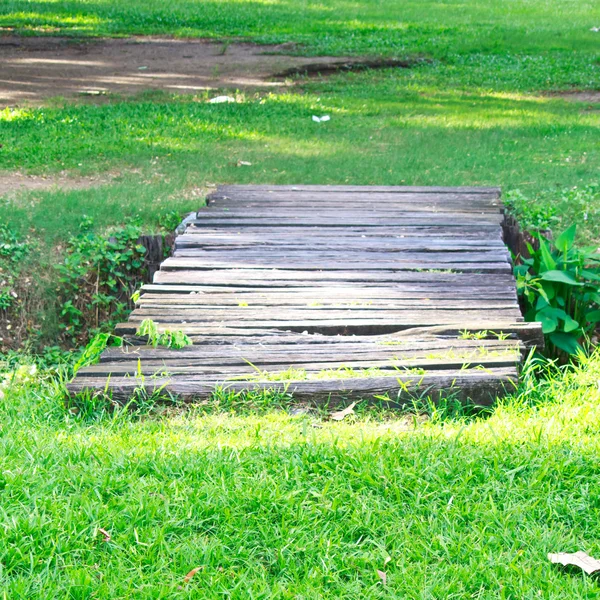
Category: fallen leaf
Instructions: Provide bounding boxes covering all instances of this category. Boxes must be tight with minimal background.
[548,551,600,575]
[330,401,357,421]
[237,160,252,167]
[183,566,203,583]
[377,569,387,585]
[97,528,111,542]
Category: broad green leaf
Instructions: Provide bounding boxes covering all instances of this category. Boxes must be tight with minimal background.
[540,270,582,286]
[514,265,529,278]
[537,284,550,304]
[563,315,579,333]
[549,332,582,355]
[535,311,557,333]
[554,224,576,253]
[539,306,568,320]
[586,309,600,323]
[538,237,557,271]
[542,282,555,300]
[581,270,600,282]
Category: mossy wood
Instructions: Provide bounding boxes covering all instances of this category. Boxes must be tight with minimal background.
[69,185,542,404]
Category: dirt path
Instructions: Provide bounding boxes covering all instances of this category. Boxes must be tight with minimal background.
[0,171,119,197]
[0,35,357,106]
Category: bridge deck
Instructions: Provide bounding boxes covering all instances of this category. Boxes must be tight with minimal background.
[69,185,542,405]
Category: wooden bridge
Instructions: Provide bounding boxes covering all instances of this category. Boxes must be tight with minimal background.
[69,185,542,405]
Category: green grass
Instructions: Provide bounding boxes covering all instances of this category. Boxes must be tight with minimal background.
[1,4,600,595]
[0,0,599,243]
[1,354,600,597]
[1,69,598,243]
[1,0,599,59]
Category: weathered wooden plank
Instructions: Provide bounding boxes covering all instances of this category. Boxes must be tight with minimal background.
[170,248,511,262]
[136,307,522,318]
[100,338,520,361]
[67,367,516,404]
[138,285,518,299]
[211,185,502,194]
[137,298,518,309]
[175,235,507,250]
[129,307,523,321]
[79,354,521,378]
[114,321,539,346]
[69,183,542,405]
[153,269,516,285]
[184,226,504,240]
[222,197,499,204]
[158,261,511,274]
[190,217,505,227]
[203,204,501,214]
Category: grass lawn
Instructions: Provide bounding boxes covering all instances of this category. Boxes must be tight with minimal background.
[1,71,599,244]
[1,0,600,597]
[0,0,599,243]
[1,0,598,59]
[2,356,600,597]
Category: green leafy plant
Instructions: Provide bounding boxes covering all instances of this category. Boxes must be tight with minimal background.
[158,210,183,231]
[72,332,124,376]
[0,225,30,313]
[515,224,600,357]
[136,319,192,349]
[55,218,147,343]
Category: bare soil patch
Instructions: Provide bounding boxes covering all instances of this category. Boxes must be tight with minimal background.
[0,35,381,106]
[274,57,426,79]
[545,90,600,104]
[0,171,117,196]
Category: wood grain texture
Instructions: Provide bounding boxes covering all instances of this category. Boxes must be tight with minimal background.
[68,184,541,404]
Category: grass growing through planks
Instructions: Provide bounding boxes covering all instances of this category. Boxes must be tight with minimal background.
[1,353,600,597]
[228,364,429,382]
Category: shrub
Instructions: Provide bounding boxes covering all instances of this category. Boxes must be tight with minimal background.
[55,218,147,343]
[0,225,29,312]
[515,224,600,358]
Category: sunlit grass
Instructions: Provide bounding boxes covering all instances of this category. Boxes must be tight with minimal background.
[1,353,600,596]
[1,0,598,60]
[1,73,597,243]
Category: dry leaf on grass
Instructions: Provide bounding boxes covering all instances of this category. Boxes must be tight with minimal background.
[330,401,357,421]
[548,551,600,575]
[183,566,203,583]
[237,160,252,167]
[97,528,111,542]
[377,569,387,585]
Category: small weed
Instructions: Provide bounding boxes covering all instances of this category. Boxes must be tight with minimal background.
[136,318,192,349]
[158,209,183,231]
[72,332,124,376]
